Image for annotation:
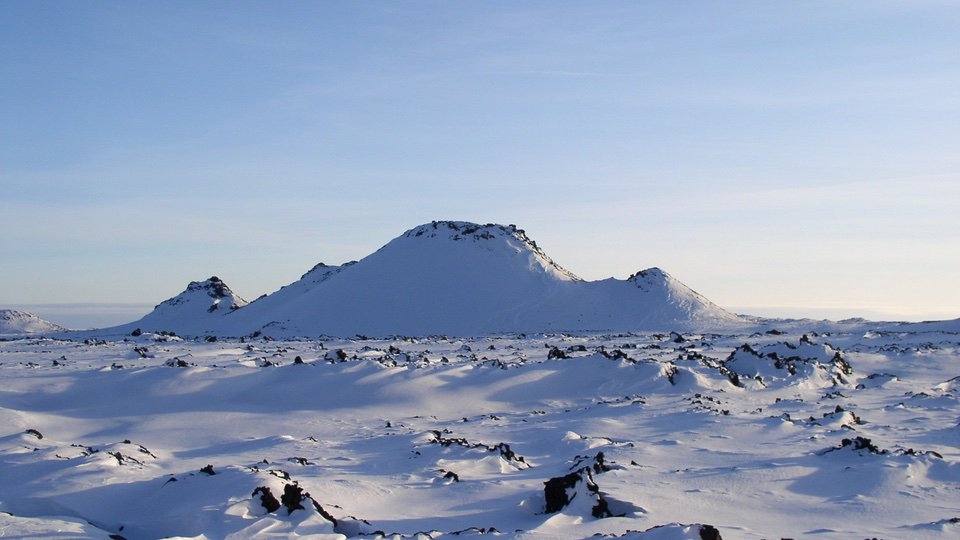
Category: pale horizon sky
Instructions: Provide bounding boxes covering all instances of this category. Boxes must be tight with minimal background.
[2,1,958,328]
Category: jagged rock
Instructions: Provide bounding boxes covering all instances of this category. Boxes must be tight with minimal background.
[325,349,349,362]
[699,524,723,540]
[441,470,460,482]
[570,452,612,474]
[723,339,853,387]
[280,483,307,514]
[543,467,611,518]
[840,436,884,454]
[252,486,281,513]
[428,431,529,466]
[165,358,191,368]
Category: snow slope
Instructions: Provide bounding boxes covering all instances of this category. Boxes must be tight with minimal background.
[0,309,65,335]
[103,222,746,338]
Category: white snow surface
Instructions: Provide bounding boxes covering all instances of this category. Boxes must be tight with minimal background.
[1,328,958,539]
[0,309,66,335]
[91,222,746,338]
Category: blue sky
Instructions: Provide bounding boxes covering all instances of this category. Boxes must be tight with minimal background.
[2,1,958,326]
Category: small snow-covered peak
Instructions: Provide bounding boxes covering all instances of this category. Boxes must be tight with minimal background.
[0,309,66,334]
[624,267,744,328]
[103,276,250,336]
[627,267,676,292]
[156,276,248,313]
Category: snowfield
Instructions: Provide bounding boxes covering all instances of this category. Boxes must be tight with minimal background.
[1,327,958,539]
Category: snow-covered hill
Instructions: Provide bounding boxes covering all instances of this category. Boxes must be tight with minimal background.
[103,221,746,338]
[104,276,248,336]
[0,309,65,335]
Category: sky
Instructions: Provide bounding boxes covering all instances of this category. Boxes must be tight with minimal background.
[2,1,959,328]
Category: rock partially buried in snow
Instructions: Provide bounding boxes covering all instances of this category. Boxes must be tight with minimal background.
[722,337,853,388]
[543,466,612,518]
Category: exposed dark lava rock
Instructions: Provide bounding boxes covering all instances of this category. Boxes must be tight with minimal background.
[543,467,611,518]
[442,470,460,482]
[253,486,281,513]
[699,524,723,540]
[165,358,191,368]
[280,483,307,514]
[818,436,941,458]
[840,436,885,454]
[428,431,529,466]
[570,452,612,474]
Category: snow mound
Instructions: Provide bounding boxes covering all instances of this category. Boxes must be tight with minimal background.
[0,309,66,335]
[723,336,853,388]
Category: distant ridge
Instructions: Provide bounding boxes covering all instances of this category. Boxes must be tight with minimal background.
[0,309,66,335]
[96,221,748,337]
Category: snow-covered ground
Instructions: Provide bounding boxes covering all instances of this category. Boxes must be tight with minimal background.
[1,327,957,539]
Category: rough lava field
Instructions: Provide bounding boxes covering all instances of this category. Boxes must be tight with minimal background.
[2,327,959,539]
[1,222,958,539]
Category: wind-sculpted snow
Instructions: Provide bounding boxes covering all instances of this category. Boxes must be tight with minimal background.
[1,329,958,539]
